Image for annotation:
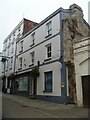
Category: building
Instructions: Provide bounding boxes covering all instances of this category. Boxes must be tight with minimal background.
[2,4,90,106]
[0,52,3,91]
[0,52,3,77]
[74,37,90,107]
[2,18,38,93]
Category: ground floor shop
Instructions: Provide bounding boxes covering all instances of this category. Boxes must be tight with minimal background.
[2,62,77,104]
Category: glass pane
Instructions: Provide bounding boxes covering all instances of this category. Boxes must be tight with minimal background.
[45,71,52,90]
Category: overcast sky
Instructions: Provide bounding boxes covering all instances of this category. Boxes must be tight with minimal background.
[0,0,89,52]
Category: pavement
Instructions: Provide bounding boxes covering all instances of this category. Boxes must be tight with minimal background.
[2,93,88,118]
[2,93,76,110]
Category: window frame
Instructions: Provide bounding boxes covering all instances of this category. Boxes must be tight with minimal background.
[10,57,13,69]
[19,57,22,69]
[19,41,23,53]
[45,43,52,60]
[30,32,35,47]
[46,21,52,37]
[30,51,35,64]
[44,71,53,92]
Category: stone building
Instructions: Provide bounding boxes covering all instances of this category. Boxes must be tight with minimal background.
[74,37,90,107]
[63,4,90,106]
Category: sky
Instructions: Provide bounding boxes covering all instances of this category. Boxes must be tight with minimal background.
[0,0,89,52]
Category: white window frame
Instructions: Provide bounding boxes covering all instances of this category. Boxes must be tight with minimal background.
[11,44,14,53]
[46,21,52,36]
[19,57,22,69]
[20,41,23,52]
[30,51,35,64]
[10,57,13,69]
[31,32,35,46]
[46,44,52,59]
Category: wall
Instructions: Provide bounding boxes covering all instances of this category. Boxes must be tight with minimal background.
[15,13,63,97]
[74,37,90,106]
[62,4,90,104]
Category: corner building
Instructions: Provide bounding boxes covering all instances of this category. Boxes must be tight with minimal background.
[2,4,90,106]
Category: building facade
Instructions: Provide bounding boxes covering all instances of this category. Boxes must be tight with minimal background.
[1,4,90,106]
[74,37,90,107]
[2,18,38,93]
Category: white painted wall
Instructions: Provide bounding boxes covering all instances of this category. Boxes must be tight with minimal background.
[2,21,24,77]
[74,37,90,107]
[15,13,62,96]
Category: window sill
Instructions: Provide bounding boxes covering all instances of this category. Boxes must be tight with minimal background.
[29,64,34,67]
[18,68,22,70]
[30,43,35,47]
[45,34,52,38]
[9,68,12,70]
[19,50,23,53]
[43,90,52,93]
[44,58,52,62]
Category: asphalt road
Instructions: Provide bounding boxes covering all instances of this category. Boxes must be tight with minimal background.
[2,97,58,118]
[2,97,88,119]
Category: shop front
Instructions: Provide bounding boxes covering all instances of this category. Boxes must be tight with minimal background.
[14,72,31,96]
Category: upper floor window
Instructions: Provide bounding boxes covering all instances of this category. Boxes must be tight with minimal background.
[30,51,35,64]
[13,32,15,37]
[10,57,13,69]
[18,26,21,32]
[7,49,9,56]
[6,60,8,70]
[19,41,23,52]
[46,21,52,37]
[46,44,52,59]
[4,42,7,49]
[8,41,11,48]
[11,44,14,53]
[30,33,35,47]
[17,33,21,39]
[19,57,22,69]
[9,36,11,41]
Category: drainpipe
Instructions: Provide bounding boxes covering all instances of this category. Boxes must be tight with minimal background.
[14,41,17,74]
[59,9,67,104]
[13,40,18,93]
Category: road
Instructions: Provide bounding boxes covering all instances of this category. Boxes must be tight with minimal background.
[2,96,88,119]
[2,97,58,118]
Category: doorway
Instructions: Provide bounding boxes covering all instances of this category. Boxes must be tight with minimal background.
[82,75,90,107]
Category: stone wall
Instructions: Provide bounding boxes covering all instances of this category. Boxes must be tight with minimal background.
[63,4,90,103]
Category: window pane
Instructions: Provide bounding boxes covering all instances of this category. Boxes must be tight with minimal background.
[45,71,52,91]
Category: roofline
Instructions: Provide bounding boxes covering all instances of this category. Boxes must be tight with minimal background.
[83,19,90,29]
[3,18,24,43]
[17,8,71,42]
[3,18,38,43]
